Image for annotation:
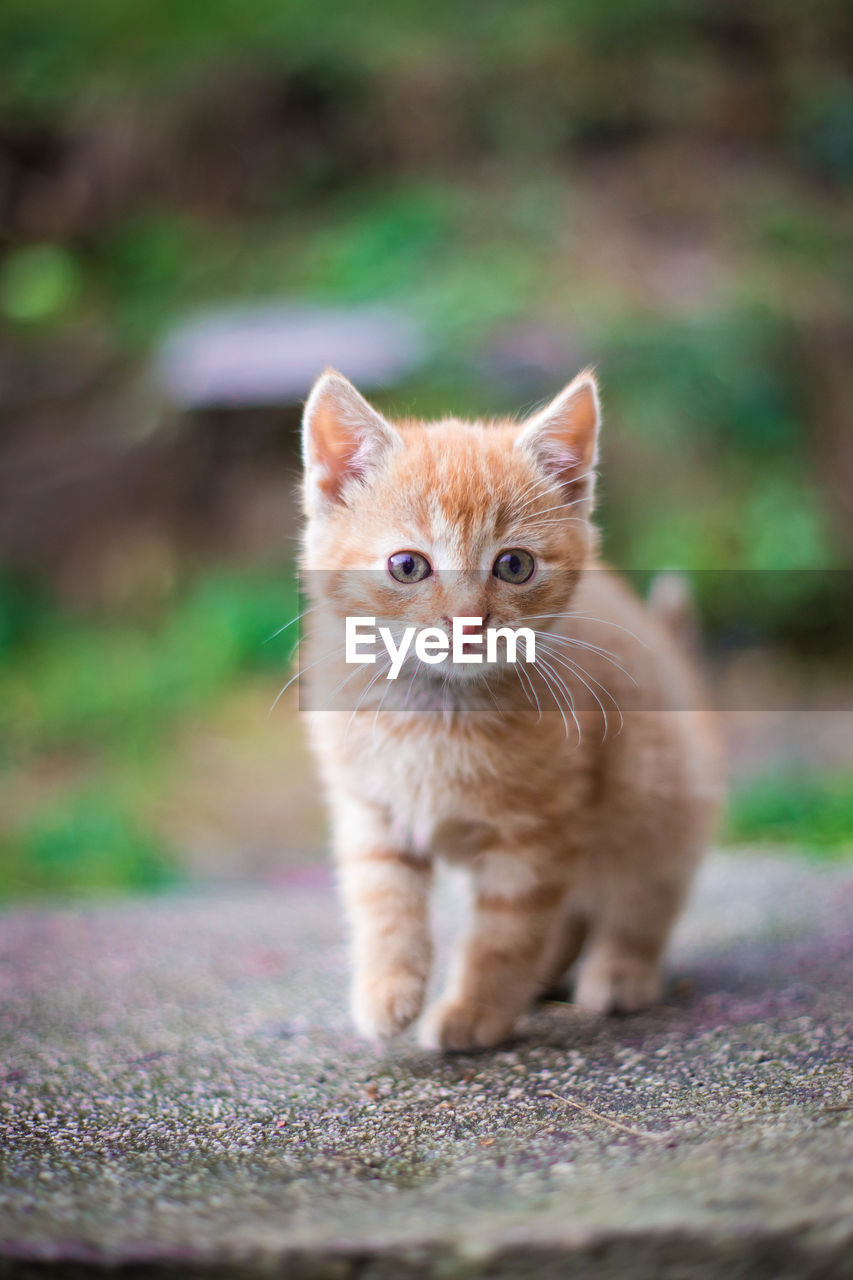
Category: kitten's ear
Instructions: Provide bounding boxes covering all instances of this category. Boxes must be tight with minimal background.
[302,369,401,512]
[515,369,600,505]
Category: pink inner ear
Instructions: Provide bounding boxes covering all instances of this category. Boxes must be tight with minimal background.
[540,443,581,476]
[317,429,379,501]
[305,372,398,505]
[349,435,377,477]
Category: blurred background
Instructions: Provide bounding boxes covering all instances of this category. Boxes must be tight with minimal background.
[1,0,852,900]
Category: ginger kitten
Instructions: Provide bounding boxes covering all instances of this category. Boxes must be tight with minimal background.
[299,368,720,1050]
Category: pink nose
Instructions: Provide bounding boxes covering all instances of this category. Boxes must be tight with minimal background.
[443,614,490,635]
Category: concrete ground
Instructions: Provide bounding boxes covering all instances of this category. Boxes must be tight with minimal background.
[1,853,851,1279]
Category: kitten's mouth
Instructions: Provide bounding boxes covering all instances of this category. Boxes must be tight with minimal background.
[417,649,514,686]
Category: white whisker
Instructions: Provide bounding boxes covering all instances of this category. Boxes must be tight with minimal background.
[264,603,318,644]
[519,612,649,649]
[514,657,542,719]
[516,517,589,531]
[402,656,420,711]
[372,662,397,740]
[324,652,376,708]
[535,653,582,745]
[537,639,624,738]
[510,476,565,516]
[344,658,393,743]
[268,643,348,715]
[530,630,639,686]
[533,658,573,742]
[521,495,593,518]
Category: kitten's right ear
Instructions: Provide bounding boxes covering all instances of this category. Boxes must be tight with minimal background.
[301,370,401,513]
[514,369,601,507]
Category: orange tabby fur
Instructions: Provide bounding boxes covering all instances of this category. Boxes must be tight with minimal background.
[300,369,721,1050]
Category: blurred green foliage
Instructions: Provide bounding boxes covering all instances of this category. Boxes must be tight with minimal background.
[0,244,83,324]
[1,794,179,899]
[2,1,851,120]
[725,770,853,854]
[0,570,297,763]
[1,0,851,897]
[55,178,844,601]
[0,570,297,897]
[81,183,557,349]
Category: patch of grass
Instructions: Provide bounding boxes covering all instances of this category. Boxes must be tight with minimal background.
[597,310,802,458]
[81,181,558,350]
[0,567,298,898]
[724,770,853,855]
[0,792,181,900]
[0,568,297,762]
[287,182,558,349]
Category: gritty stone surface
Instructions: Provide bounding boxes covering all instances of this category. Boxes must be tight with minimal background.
[1,854,852,1279]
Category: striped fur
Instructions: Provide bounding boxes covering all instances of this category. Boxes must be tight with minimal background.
[300,370,721,1050]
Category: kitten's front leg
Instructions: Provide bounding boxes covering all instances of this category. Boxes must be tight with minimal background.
[335,803,433,1041]
[420,851,567,1051]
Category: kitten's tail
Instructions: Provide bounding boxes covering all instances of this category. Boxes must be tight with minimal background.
[648,571,699,653]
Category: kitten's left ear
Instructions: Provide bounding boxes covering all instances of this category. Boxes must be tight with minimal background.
[515,369,601,505]
[302,369,402,514]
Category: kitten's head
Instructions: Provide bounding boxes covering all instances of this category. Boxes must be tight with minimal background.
[300,369,600,682]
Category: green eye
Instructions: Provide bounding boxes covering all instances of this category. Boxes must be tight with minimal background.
[493,549,535,584]
[388,551,432,583]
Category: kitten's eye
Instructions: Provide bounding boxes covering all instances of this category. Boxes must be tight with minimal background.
[493,548,535,584]
[388,551,432,583]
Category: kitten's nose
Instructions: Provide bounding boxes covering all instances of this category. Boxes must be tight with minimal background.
[443,613,490,635]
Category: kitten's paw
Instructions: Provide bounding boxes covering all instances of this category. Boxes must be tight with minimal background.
[418,998,516,1052]
[352,970,426,1041]
[574,959,662,1015]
